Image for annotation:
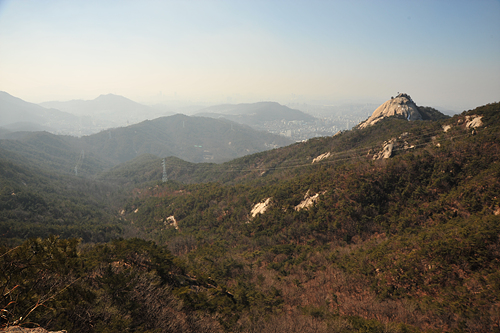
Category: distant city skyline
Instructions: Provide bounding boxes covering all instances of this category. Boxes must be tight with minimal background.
[0,0,499,112]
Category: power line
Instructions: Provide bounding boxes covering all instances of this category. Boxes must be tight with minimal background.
[161,127,473,175]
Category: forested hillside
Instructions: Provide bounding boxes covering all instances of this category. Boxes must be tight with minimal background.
[1,103,499,332]
[0,114,293,177]
[0,147,123,242]
[82,114,292,164]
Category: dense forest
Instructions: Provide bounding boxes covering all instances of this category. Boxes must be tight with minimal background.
[1,103,499,332]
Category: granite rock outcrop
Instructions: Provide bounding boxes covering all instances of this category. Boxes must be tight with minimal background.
[358,93,422,129]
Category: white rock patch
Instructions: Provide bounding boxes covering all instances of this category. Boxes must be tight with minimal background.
[250,198,272,218]
[295,190,325,211]
[312,152,331,164]
[373,139,396,160]
[465,115,483,129]
[165,215,179,230]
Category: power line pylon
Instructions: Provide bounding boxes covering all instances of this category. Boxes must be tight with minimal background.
[162,158,168,183]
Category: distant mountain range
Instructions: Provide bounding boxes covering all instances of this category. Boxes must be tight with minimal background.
[0,91,79,134]
[1,91,457,141]
[0,92,175,136]
[1,92,321,138]
[40,94,170,131]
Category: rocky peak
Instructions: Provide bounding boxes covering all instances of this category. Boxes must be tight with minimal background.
[358,93,422,129]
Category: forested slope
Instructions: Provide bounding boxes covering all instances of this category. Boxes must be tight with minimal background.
[119,102,500,332]
[82,114,292,164]
[0,149,123,243]
[1,102,499,332]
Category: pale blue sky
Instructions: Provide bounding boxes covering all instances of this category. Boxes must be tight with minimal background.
[0,0,499,111]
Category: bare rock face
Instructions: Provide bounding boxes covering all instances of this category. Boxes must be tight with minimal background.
[372,132,415,160]
[250,198,272,219]
[165,215,179,230]
[295,190,325,211]
[465,115,483,129]
[359,93,422,129]
[372,140,395,160]
[312,152,331,164]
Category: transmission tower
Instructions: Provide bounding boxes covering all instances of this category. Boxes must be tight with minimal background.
[162,158,168,182]
[74,150,84,176]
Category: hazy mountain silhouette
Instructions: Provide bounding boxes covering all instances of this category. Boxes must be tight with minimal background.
[195,102,316,129]
[40,94,171,130]
[0,91,78,133]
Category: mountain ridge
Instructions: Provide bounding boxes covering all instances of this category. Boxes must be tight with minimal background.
[81,114,293,164]
[195,101,316,127]
[0,91,79,133]
[40,93,167,132]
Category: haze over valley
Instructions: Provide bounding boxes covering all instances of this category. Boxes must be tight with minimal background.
[1,91,373,141]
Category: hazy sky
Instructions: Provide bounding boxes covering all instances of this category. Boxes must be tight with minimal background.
[0,0,499,111]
